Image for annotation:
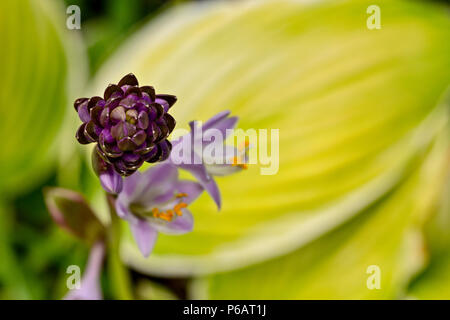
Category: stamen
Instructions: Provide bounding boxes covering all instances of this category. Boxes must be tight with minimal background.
[231,156,248,169]
[176,192,188,198]
[174,202,188,216]
[152,208,160,217]
[151,193,190,222]
[158,212,172,221]
[239,140,250,151]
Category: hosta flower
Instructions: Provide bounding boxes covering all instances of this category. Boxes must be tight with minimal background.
[170,111,248,209]
[65,241,104,300]
[115,162,203,257]
[74,73,177,176]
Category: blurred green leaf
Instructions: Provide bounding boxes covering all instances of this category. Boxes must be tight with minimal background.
[407,155,450,299]
[191,124,449,299]
[91,0,450,276]
[135,279,178,300]
[0,0,86,195]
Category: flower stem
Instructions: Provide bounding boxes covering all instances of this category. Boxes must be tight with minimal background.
[106,193,133,300]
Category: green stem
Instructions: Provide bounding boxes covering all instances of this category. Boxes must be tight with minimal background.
[106,194,133,300]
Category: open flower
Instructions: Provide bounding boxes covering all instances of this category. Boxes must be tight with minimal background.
[170,111,248,209]
[74,73,176,177]
[115,162,203,257]
[65,241,105,300]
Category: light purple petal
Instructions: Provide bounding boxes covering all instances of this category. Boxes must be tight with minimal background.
[203,117,238,142]
[64,241,105,300]
[135,162,178,202]
[122,171,142,197]
[203,110,231,131]
[205,163,242,176]
[178,163,210,184]
[178,164,221,209]
[203,178,221,210]
[99,168,123,194]
[154,209,194,235]
[129,219,158,257]
[115,196,133,220]
[152,188,179,205]
[175,180,203,204]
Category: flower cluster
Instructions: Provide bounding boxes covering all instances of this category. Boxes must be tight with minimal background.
[75,74,176,176]
[116,110,248,257]
[46,74,248,299]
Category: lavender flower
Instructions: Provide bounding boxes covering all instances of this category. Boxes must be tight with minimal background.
[65,241,104,300]
[170,111,248,209]
[115,162,203,257]
[74,73,177,177]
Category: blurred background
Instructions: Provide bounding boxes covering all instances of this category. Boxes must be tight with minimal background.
[0,0,449,299]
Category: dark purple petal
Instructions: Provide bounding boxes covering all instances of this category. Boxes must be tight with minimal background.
[77,103,91,123]
[84,121,100,142]
[117,73,139,87]
[142,146,160,162]
[87,96,103,110]
[147,105,158,122]
[104,84,123,100]
[164,113,176,133]
[134,143,156,156]
[99,135,123,158]
[155,94,177,112]
[158,140,172,162]
[150,103,164,119]
[137,111,149,129]
[140,86,156,101]
[118,137,137,151]
[74,97,88,111]
[111,122,125,140]
[89,106,103,126]
[146,122,161,142]
[99,108,109,127]
[131,130,147,146]
[110,106,126,123]
[156,122,169,142]
[124,86,142,98]
[76,123,90,144]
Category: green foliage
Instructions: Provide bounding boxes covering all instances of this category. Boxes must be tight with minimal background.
[0,0,84,195]
[2,0,450,299]
[91,0,450,286]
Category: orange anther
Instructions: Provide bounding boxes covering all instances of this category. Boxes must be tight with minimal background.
[176,192,188,198]
[174,202,188,216]
[152,208,160,217]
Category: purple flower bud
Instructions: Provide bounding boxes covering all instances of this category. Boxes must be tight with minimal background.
[43,187,106,243]
[75,73,177,176]
[92,147,123,194]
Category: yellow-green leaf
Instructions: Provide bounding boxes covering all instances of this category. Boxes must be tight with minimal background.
[91,0,450,276]
[0,0,87,195]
